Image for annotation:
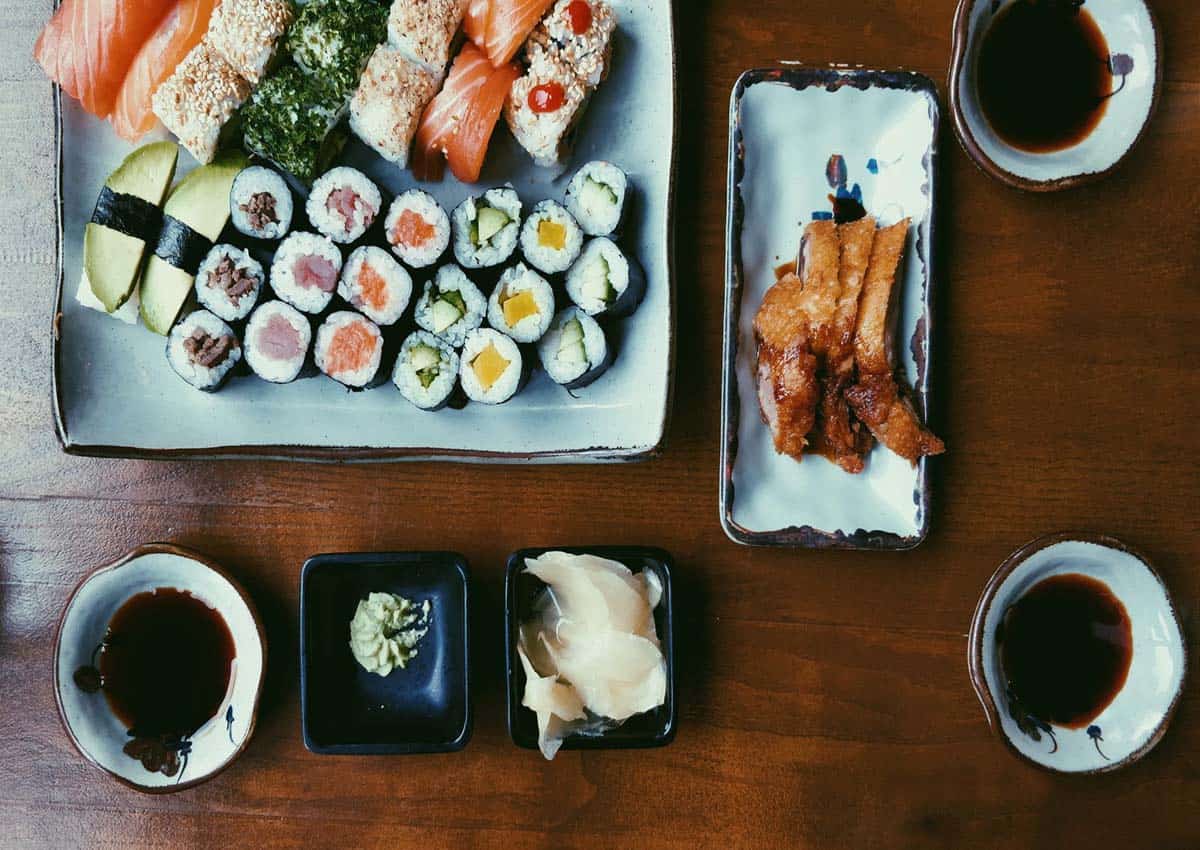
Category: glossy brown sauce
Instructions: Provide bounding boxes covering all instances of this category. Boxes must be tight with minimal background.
[977,0,1112,153]
[98,588,235,738]
[999,573,1132,728]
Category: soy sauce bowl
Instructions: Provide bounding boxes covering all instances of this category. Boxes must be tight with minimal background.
[969,532,1186,773]
[949,0,1161,191]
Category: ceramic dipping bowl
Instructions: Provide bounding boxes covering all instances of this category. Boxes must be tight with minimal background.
[949,0,1161,191]
[300,551,471,755]
[54,543,266,793]
[969,532,1186,773]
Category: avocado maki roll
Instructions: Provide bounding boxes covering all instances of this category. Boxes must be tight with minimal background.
[244,300,312,384]
[271,231,342,314]
[565,237,645,318]
[538,306,610,389]
[242,64,347,183]
[230,165,294,240]
[393,330,460,411]
[338,246,412,326]
[287,0,387,99]
[519,200,583,275]
[565,161,627,237]
[166,309,242,392]
[451,187,522,269]
[414,265,486,347]
[460,328,524,405]
[307,166,381,244]
[194,244,264,322]
[487,263,555,344]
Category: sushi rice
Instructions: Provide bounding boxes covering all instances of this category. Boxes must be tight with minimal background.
[385,189,450,268]
[306,166,382,244]
[565,160,627,237]
[230,165,294,240]
[538,306,610,389]
[451,187,522,269]
[565,237,645,318]
[487,263,555,344]
[244,300,312,384]
[459,328,524,405]
[271,231,343,314]
[166,309,242,392]
[393,330,460,411]
[414,265,487,348]
[519,200,583,275]
[338,246,412,326]
[314,310,384,388]
[194,244,264,322]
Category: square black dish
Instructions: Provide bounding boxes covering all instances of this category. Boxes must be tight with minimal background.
[301,552,471,755]
[505,546,677,752]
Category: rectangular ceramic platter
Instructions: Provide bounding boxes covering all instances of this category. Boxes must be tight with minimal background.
[52,2,675,463]
[721,68,939,548]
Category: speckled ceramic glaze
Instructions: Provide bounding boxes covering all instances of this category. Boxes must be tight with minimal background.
[950,0,1161,191]
[722,67,940,549]
[969,533,1186,773]
[55,544,265,792]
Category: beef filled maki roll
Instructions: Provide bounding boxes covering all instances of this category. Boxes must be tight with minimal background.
[307,166,382,244]
[519,200,583,275]
[460,328,524,405]
[315,310,384,389]
[414,265,486,347]
[271,231,342,314]
[451,187,521,269]
[487,263,555,344]
[393,330,460,411]
[565,237,644,318]
[385,189,449,269]
[338,246,412,326]
[230,165,294,240]
[565,161,627,237]
[166,309,242,392]
[244,300,312,384]
[538,306,610,389]
[195,244,264,322]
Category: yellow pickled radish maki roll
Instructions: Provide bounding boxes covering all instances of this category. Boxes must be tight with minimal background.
[519,200,583,275]
[487,263,555,344]
[459,328,525,405]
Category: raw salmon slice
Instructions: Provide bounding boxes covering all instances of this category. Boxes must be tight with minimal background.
[481,0,553,66]
[463,0,490,46]
[35,0,177,118]
[412,42,493,181]
[326,323,376,374]
[444,59,520,183]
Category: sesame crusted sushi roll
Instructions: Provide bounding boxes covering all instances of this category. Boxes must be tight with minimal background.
[207,0,295,85]
[166,309,242,392]
[538,306,611,389]
[387,0,467,73]
[460,328,524,405]
[414,265,486,347]
[194,244,264,322]
[350,45,440,167]
[151,39,250,164]
[338,246,412,326]
[385,189,449,268]
[393,330,460,411]
[271,231,342,314]
[504,47,589,170]
[534,0,617,87]
[315,310,384,389]
[451,187,522,269]
[307,166,382,244]
[487,264,555,344]
[244,300,312,384]
[565,161,627,237]
[230,165,294,240]
[565,237,645,318]
[519,200,583,274]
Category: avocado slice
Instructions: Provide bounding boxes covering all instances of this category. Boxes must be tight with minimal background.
[140,152,248,335]
[475,206,510,246]
[84,141,179,313]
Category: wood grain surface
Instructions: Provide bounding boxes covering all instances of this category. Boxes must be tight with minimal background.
[2,0,1199,847]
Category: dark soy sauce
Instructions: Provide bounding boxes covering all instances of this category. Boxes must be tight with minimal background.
[99,588,235,738]
[999,573,1132,728]
[977,0,1112,153]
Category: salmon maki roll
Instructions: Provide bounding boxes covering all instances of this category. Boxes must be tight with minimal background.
[338,246,413,327]
[152,39,250,164]
[315,311,384,388]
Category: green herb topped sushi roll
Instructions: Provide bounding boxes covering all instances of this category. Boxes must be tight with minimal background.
[242,63,347,183]
[287,0,388,99]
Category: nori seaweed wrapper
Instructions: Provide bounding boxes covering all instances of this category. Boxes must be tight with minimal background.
[153,214,214,276]
[286,0,388,99]
[90,186,164,242]
[241,64,348,184]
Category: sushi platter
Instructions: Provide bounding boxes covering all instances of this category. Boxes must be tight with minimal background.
[49,0,676,461]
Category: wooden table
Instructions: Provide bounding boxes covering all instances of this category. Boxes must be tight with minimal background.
[2,0,1198,846]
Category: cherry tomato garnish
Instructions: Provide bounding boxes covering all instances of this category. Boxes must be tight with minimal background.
[528,82,566,113]
[566,0,592,34]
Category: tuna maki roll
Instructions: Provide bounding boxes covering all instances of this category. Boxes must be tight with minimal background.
[338,246,412,326]
[393,330,460,411]
[385,189,449,269]
[565,161,627,237]
[451,187,522,269]
[307,166,382,244]
[460,328,524,405]
[487,264,555,344]
[271,231,342,314]
[166,309,242,392]
[287,0,388,99]
[519,200,583,274]
[230,165,294,240]
[195,244,264,322]
[414,265,486,347]
[538,307,610,389]
[242,64,347,184]
[565,237,644,318]
[244,300,312,384]
[315,310,384,388]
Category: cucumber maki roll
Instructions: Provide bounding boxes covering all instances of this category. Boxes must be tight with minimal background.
[307,166,382,244]
[166,309,242,392]
[451,187,522,269]
[230,165,294,240]
[287,0,388,99]
[244,300,312,384]
[271,231,342,314]
[385,189,449,269]
[414,265,486,347]
[195,244,264,322]
[393,331,460,411]
[538,307,611,389]
[519,200,583,275]
[487,263,555,344]
[565,161,628,237]
[565,237,645,318]
[242,64,347,184]
[338,246,412,326]
[460,328,524,405]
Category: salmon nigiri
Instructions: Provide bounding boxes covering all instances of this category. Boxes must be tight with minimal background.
[481,0,554,66]
[110,0,218,141]
[34,0,176,118]
[412,43,493,182]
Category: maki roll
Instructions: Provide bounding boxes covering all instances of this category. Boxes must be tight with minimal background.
[287,0,388,99]
[487,264,555,344]
[385,189,449,268]
[195,244,264,322]
[460,328,524,405]
[307,166,382,244]
[244,300,312,384]
[565,161,627,237]
[538,307,611,389]
[230,165,294,240]
[338,246,412,326]
[519,200,583,274]
[451,187,521,269]
[393,330,460,411]
[166,309,242,392]
[315,310,384,388]
[242,64,347,184]
[271,231,342,314]
[414,265,486,347]
[565,237,645,318]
